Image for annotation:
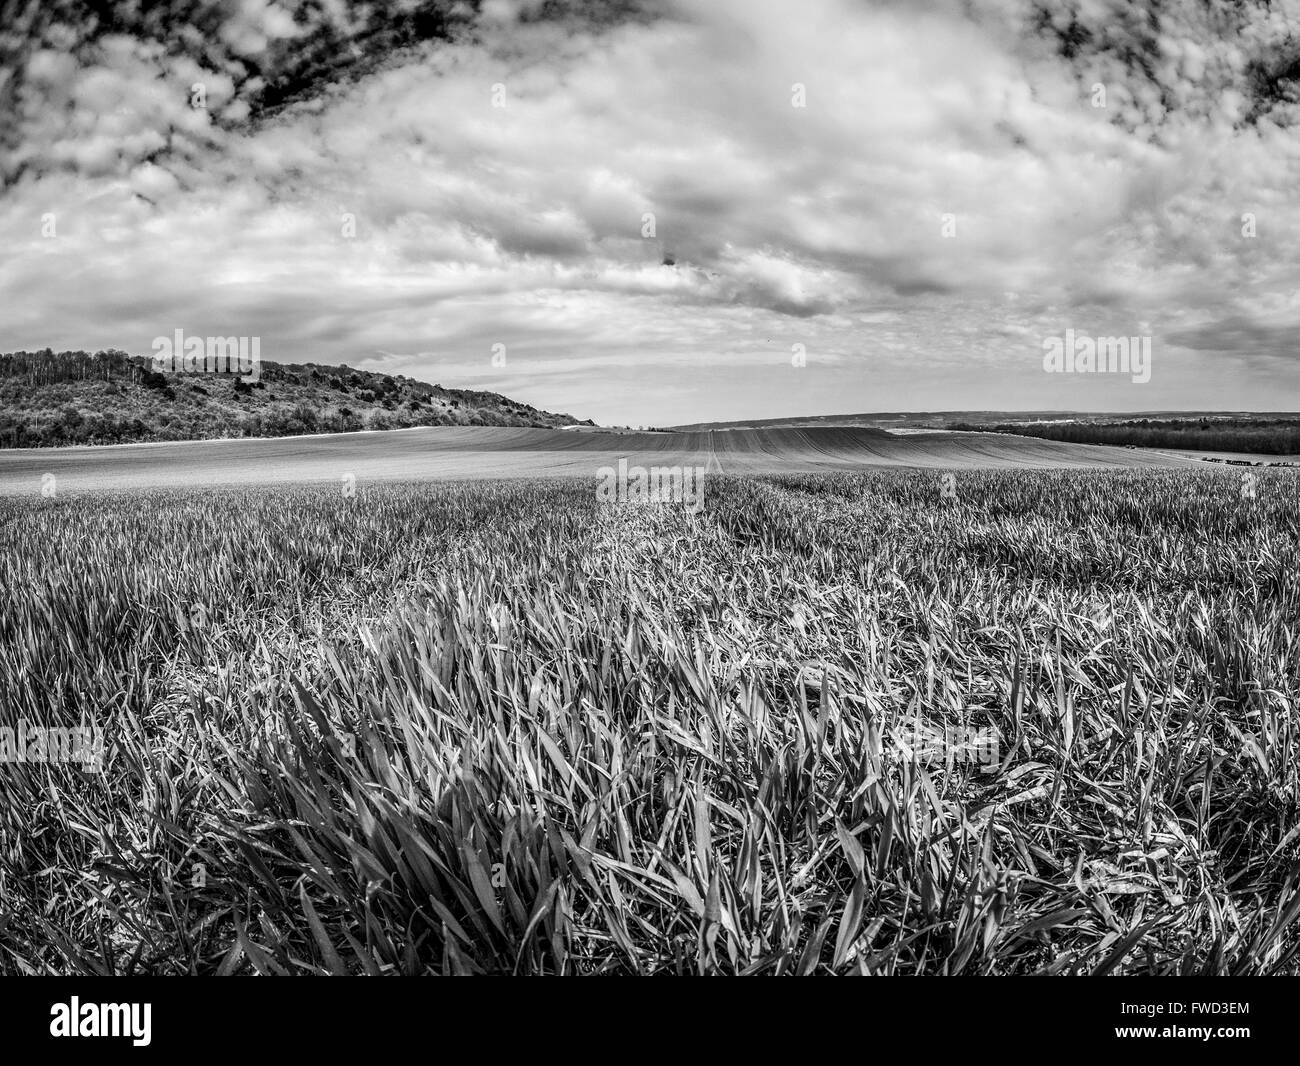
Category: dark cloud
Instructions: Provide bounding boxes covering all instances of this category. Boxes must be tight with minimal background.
[1017,0,1300,134]
[1166,317,1300,360]
[0,0,670,188]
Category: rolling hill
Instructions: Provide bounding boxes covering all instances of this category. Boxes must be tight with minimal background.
[0,349,592,448]
[0,424,1201,496]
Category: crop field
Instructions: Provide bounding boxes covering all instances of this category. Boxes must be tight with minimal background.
[2,467,1299,975]
[0,425,1198,497]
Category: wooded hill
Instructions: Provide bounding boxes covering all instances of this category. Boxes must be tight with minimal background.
[0,349,591,447]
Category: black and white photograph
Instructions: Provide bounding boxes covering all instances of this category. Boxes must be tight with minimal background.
[0,0,1296,1016]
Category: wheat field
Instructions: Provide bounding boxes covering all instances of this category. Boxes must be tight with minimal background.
[2,467,1298,974]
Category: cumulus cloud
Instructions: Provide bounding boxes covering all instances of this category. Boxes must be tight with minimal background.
[2,0,1299,423]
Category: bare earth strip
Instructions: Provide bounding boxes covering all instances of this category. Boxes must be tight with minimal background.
[0,426,1202,496]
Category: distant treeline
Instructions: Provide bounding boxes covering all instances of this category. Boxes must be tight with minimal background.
[953,418,1300,455]
[0,348,154,386]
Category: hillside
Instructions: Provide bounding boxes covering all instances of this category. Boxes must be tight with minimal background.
[0,349,592,448]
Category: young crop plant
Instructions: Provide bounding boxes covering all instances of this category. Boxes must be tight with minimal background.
[1,469,1298,975]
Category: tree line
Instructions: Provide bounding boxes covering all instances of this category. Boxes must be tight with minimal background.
[953,418,1300,456]
[0,349,158,386]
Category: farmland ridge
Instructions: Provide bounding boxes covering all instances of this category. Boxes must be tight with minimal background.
[0,348,593,447]
[0,424,1202,496]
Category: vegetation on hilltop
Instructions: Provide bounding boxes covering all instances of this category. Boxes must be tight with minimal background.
[0,348,591,447]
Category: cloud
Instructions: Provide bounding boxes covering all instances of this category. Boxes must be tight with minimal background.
[2,0,1300,423]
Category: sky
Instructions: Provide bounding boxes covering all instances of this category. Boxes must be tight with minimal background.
[2,0,1300,426]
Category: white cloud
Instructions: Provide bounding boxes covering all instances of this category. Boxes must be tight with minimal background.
[2,0,1300,423]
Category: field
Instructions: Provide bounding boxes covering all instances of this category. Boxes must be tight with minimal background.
[3,464,1299,975]
[0,425,1198,497]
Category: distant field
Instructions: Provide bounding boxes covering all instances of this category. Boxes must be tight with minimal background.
[672,411,1300,432]
[0,425,1198,496]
